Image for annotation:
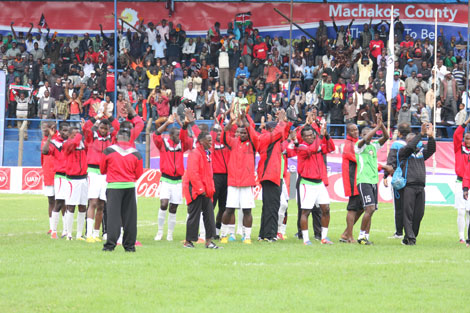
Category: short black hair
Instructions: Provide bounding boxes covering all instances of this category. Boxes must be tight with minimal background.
[100,119,111,127]
[197,131,210,142]
[397,123,411,138]
[59,122,70,130]
[120,121,133,129]
[301,125,313,136]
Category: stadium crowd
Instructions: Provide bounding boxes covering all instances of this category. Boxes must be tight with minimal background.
[2,17,470,139]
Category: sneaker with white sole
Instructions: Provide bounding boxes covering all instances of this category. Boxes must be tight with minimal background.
[167,233,173,241]
[154,231,163,241]
[388,233,404,239]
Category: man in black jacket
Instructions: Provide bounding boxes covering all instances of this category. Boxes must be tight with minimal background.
[398,123,436,245]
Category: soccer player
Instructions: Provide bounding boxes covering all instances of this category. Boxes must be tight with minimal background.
[399,123,435,245]
[355,115,389,245]
[63,127,88,240]
[220,111,259,244]
[42,122,70,239]
[385,123,411,239]
[340,123,364,243]
[294,122,335,245]
[257,110,291,241]
[82,117,119,242]
[183,131,220,249]
[153,113,192,241]
[41,122,56,234]
[101,128,143,252]
[453,116,470,243]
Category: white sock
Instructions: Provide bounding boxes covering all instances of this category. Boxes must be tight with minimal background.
[49,217,52,230]
[157,209,166,233]
[199,214,206,239]
[51,212,60,232]
[321,227,328,240]
[458,208,466,240]
[168,213,176,235]
[216,228,220,236]
[86,218,94,238]
[76,212,86,238]
[358,230,366,239]
[229,224,236,236]
[62,211,68,233]
[66,211,74,237]
[93,229,100,238]
[365,233,370,240]
[302,230,309,243]
[244,227,252,240]
[278,203,288,232]
[221,223,228,237]
[280,224,287,235]
[237,209,243,234]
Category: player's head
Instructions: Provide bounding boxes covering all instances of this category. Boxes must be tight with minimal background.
[346,123,359,139]
[169,127,180,144]
[406,132,416,144]
[117,128,131,142]
[397,123,411,139]
[98,119,111,137]
[68,126,79,138]
[301,125,316,145]
[464,132,470,149]
[265,121,278,133]
[361,127,373,144]
[59,122,70,139]
[120,121,134,130]
[235,125,248,142]
[197,131,212,150]
[211,123,222,141]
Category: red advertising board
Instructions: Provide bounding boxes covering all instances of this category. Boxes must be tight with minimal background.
[22,168,43,190]
[0,168,11,190]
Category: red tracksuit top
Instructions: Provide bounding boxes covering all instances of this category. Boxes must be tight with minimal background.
[257,121,291,186]
[292,135,335,182]
[342,135,359,197]
[41,136,56,186]
[100,141,143,183]
[153,127,191,178]
[63,133,88,178]
[47,133,68,176]
[83,117,120,166]
[183,143,215,204]
[454,124,470,180]
[222,124,259,187]
[191,124,230,175]
[111,115,145,148]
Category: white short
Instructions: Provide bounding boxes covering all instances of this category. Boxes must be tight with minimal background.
[454,181,470,211]
[88,172,107,201]
[159,181,183,205]
[299,182,330,209]
[66,178,89,206]
[226,186,255,209]
[54,176,69,201]
[280,180,289,205]
[43,185,55,197]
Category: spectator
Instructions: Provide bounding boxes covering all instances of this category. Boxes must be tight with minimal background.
[441,72,458,118]
[38,90,55,119]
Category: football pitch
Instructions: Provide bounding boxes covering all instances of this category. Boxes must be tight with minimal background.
[0,194,468,313]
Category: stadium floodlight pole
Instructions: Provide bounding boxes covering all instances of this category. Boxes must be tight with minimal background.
[287,0,293,99]
[433,8,438,175]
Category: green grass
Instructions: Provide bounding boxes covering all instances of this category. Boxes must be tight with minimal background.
[0,194,469,313]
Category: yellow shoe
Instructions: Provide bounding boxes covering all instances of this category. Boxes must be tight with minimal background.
[220,237,228,244]
[77,237,86,241]
[196,238,205,244]
[85,237,95,243]
[243,239,252,245]
[93,237,102,242]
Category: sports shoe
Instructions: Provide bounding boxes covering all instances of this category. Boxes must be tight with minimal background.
[388,233,404,239]
[228,234,237,242]
[51,232,58,239]
[47,229,52,235]
[183,241,195,248]
[314,236,321,241]
[213,235,220,240]
[206,242,222,249]
[321,238,333,245]
[66,236,73,241]
[76,237,85,241]
[304,241,313,246]
[85,237,95,243]
[61,231,67,239]
[243,239,252,245]
[166,233,173,241]
[93,237,102,242]
[135,241,142,247]
[197,238,205,244]
[220,236,228,244]
[358,238,373,245]
[459,239,466,244]
[154,231,163,241]
[277,233,285,240]
[102,233,107,241]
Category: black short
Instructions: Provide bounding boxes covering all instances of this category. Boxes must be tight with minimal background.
[347,195,363,211]
[358,183,378,209]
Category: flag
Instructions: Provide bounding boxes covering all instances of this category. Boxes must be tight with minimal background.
[235,12,252,27]
[38,14,48,28]
[385,9,395,102]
